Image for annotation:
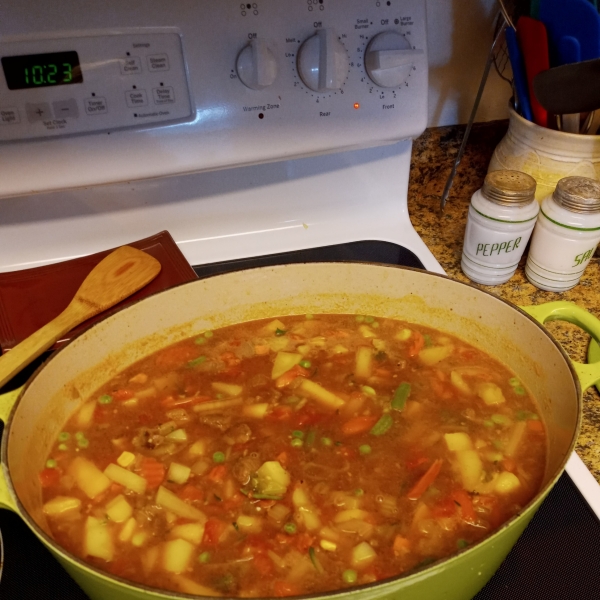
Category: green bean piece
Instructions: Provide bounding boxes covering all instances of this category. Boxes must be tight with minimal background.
[305,429,317,447]
[309,547,325,574]
[275,328,287,336]
[391,382,411,411]
[188,356,207,367]
[370,413,393,436]
[284,522,297,534]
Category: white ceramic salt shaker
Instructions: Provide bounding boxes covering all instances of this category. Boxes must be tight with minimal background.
[525,176,600,291]
[461,170,539,285]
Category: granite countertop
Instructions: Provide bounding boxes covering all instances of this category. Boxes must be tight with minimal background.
[408,120,600,482]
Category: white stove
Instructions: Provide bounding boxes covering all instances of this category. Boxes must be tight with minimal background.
[1,1,600,598]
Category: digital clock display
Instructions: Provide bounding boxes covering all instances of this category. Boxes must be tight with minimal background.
[2,51,83,90]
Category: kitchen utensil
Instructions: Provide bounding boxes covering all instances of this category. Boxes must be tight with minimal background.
[533,58,600,114]
[540,0,600,63]
[556,36,582,133]
[0,263,590,600]
[506,26,534,121]
[0,231,197,355]
[587,110,600,135]
[440,8,509,211]
[0,246,161,388]
[517,16,550,128]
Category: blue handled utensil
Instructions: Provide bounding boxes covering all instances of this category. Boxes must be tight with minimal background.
[505,26,534,121]
[540,0,600,64]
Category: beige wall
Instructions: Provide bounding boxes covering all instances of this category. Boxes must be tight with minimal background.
[427,0,512,126]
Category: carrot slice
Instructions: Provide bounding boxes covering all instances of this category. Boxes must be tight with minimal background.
[451,488,476,524]
[207,464,227,483]
[527,419,545,434]
[407,330,425,357]
[178,484,204,503]
[274,365,310,389]
[341,415,378,436]
[392,534,411,556]
[139,457,165,489]
[39,467,61,488]
[406,459,443,500]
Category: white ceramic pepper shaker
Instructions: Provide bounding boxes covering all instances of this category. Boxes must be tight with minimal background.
[461,170,539,285]
[525,176,600,292]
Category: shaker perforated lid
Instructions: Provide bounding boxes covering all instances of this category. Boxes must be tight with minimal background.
[481,170,537,206]
[553,177,600,213]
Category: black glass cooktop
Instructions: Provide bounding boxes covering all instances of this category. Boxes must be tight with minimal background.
[1,241,599,599]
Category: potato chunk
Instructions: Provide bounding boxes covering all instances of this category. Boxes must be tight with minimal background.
[69,457,111,500]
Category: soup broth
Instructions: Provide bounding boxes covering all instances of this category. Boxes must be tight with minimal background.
[40,314,546,597]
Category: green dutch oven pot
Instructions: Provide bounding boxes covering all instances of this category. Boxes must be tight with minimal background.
[1,263,600,600]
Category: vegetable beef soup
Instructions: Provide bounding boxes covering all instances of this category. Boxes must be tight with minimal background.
[40,314,547,597]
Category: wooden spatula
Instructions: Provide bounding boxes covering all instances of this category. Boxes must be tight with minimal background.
[0,245,161,388]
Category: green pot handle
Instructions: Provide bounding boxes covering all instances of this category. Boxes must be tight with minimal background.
[0,387,21,511]
[521,301,600,392]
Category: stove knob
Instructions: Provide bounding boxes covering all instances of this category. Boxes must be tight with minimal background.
[236,38,278,90]
[365,31,422,88]
[297,28,348,92]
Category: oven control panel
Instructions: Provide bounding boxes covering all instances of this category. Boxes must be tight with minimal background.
[0,32,193,140]
[0,0,428,196]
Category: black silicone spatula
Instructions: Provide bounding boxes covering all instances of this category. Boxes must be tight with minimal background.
[533,58,600,115]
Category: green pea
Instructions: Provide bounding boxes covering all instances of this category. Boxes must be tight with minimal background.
[354,488,364,496]
[46,459,57,469]
[204,331,214,338]
[275,328,287,336]
[283,522,297,534]
[361,385,376,396]
[194,337,207,345]
[343,569,358,584]
[58,443,68,451]
[58,432,70,442]
[77,438,89,449]
[365,316,375,324]
[359,444,372,455]
[292,430,304,439]
[457,539,469,549]
[213,451,226,463]
[372,321,380,329]
[74,431,85,440]
[299,360,312,369]
[291,438,304,448]
[198,551,211,563]
[321,437,333,447]
[98,394,112,405]
[355,315,365,323]
[305,314,314,320]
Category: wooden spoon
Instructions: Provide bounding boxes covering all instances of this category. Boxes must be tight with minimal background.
[0,246,161,388]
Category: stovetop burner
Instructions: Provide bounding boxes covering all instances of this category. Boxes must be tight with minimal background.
[1,241,599,599]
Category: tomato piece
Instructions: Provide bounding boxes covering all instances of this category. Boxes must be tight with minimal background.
[253,553,274,577]
[178,485,204,503]
[39,467,61,488]
[290,405,324,428]
[266,406,293,422]
[112,389,134,401]
[202,518,227,546]
[273,580,301,597]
